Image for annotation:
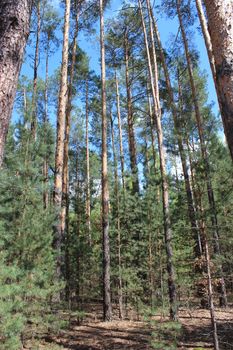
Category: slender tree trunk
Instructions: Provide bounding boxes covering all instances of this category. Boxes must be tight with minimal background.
[85,79,92,245]
[195,0,216,83]
[147,86,157,175]
[31,1,41,139]
[186,130,219,350]
[203,0,233,160]
[177,0,227,307]
[151,8,200,255]
[124,32,139,194]
[61,3,79,241]
[110,113,123,320]
[61,3,80,300]
[100,0,112,322]
[43,42,50,209]
[115,71,125,190]
[53,0,71,279]
[139,0,177,321]
[0,0,33,167]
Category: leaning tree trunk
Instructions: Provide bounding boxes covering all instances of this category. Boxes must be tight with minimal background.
[0,0,33,167]
[100,0,112,322]
[53,0,71,279]
[195,0,216,83]
[139,0,177,321]
[203,0,233,160]
[177,0,227,308]
[150,6,201,256]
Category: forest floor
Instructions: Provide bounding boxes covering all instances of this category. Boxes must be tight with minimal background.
[24,304,233,350]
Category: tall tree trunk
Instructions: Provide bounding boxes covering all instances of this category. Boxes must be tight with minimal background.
[110,113,123,320]
[177,0,227,307]
[86,78,91,244]
[53,0,71,279]
[61,2,79,243]
[186,138,219,350]
[61,3,80,299]
[0,0,32,167]
[85,78,91,245]
[203,0,233,160]
[124,32,139,194]
[31,1,41,139]
[139,0,177,321]
[147,86,157,176]
[151,7,200,255]
[195,0,216,83]
[115,71,125,190]
[43,41,50,209]
[100,0,112,322]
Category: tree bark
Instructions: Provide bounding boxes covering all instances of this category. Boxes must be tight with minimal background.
[115,71,125,190]
[195,0,216,83]
[31,1,41,139]
[100,0,112,322]
[110,112,123,320]
[61,2,80,245]
[124,32,139,194]
[177,0,227,307]
[139,0,177,321]
[43,41,49,209]
[151,8,201,256]
[53,0,71,279]
[204,0,233,160]
[147,86,157,176]
[85,78,91,245]
[0,0,32,167]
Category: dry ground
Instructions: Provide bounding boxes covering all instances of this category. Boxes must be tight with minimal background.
[24,305,233,350]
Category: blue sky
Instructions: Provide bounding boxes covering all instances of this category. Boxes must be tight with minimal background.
[19,0,218,117]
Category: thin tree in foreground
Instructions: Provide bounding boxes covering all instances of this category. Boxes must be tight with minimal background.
[139,0,177,321]
[100,0,112,321]
[54,0,71,279]
[176,0,227,308]
[0,0,33,167]
[115,71,125,190]
[203,0,233,160]
[31,1,41,139]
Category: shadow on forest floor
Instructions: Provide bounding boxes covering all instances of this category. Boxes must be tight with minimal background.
[30,306,233,350]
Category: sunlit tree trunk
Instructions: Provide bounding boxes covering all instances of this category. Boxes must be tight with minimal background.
[31,1,41,139]
[195,0,216,83]
[204,0,233,160]
[177,0,227,308]
[147,86,157,176]
[151,7,200,256]
[100,0,112,322]
[186,137,219,350]
[110,112,123,320]
[124,32,139,194]
[139,0,177,321]
[53,0,71,279]
[61,3,80,240]
[43,40,49,209]
[115,71,125,190]
[0,0,32,167]
[85,79,91,245]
